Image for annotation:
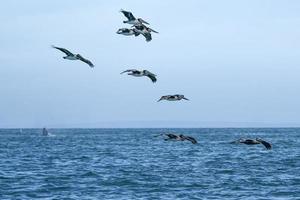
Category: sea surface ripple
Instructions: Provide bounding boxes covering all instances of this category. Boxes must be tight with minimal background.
[0,128,299,200]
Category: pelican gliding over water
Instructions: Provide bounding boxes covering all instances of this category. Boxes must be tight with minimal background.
[120,9,149,25]
[121,69,157,83]
[52,45,94,68]
[158,94,189,102]
[161,133,197,144]
[232,138,272,150]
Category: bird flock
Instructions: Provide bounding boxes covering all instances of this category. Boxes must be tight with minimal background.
[50,9,272,149]
[52,9,188,102]
[117,9,159,42]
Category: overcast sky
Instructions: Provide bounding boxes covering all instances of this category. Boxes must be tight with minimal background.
[1,0,300,128]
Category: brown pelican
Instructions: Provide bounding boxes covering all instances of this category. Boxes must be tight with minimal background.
[120,9,149,25]
[121,69,157,83]
[158,94,189,102]
[52,45,94,68]
[161,133,197,144]
[133,23,159,42]
[116,28,140,36]
[233,138,272,150]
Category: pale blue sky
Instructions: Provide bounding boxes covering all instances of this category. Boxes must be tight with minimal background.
[1,0,300,128]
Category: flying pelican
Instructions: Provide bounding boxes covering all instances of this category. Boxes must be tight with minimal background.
[133,23,159,42]
[52,45,94,68]
[158,94,189,102]
[116,28,140,36]
[121,69,157,83]
[120,9,149,25]
[232,138,272,150]
[161,133,197,144]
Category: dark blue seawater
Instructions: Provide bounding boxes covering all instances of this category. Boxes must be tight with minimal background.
[0,128,299,200]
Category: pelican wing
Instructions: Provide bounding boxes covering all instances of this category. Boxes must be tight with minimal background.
[148,27,159,33]
[157,95,165,102]
[183,96,189,101]
[139,18,150,25]
[120,9,136,21]
[157,95,171,102]
[76,54,94,68]
[144,70,157,83]
[52,45,74,56]
[185,136,198,144]
[166,133,178,139]
[142,32,152,42]
[259,140,272,150]
[120,69,138,74]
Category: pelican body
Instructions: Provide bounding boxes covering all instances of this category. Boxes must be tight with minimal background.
[121,69,157,83]
[158,94,189,102]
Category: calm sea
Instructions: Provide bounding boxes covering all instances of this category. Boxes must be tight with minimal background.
[0,128,299,200]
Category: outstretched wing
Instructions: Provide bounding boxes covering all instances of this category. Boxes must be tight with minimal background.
[120,9,136,21]
[52,45,74,56]
[76,54,94,68]
[165,133,178,139]
[185,136,198,144]
[259,140,272,150]
[144,70,157,83]
[120,69,137,74]
[142,32,152,42]
[148,27,159,33]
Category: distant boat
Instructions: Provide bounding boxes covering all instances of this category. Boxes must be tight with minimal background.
[42,128,49,136]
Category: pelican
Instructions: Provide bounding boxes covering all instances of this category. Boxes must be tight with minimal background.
[133,23,159,42]
[233,138,272,150]
[116,28,140,36]
[121,69,157,83]
[52,45,94,68]
[161,133,197,144]
[120,9,149,25]
[158,94,189,102]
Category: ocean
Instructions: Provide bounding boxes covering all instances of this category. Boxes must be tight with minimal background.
[0,128,299,200]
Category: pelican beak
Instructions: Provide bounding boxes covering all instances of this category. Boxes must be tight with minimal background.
[157,98,163,102]
[183,97,189,101]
